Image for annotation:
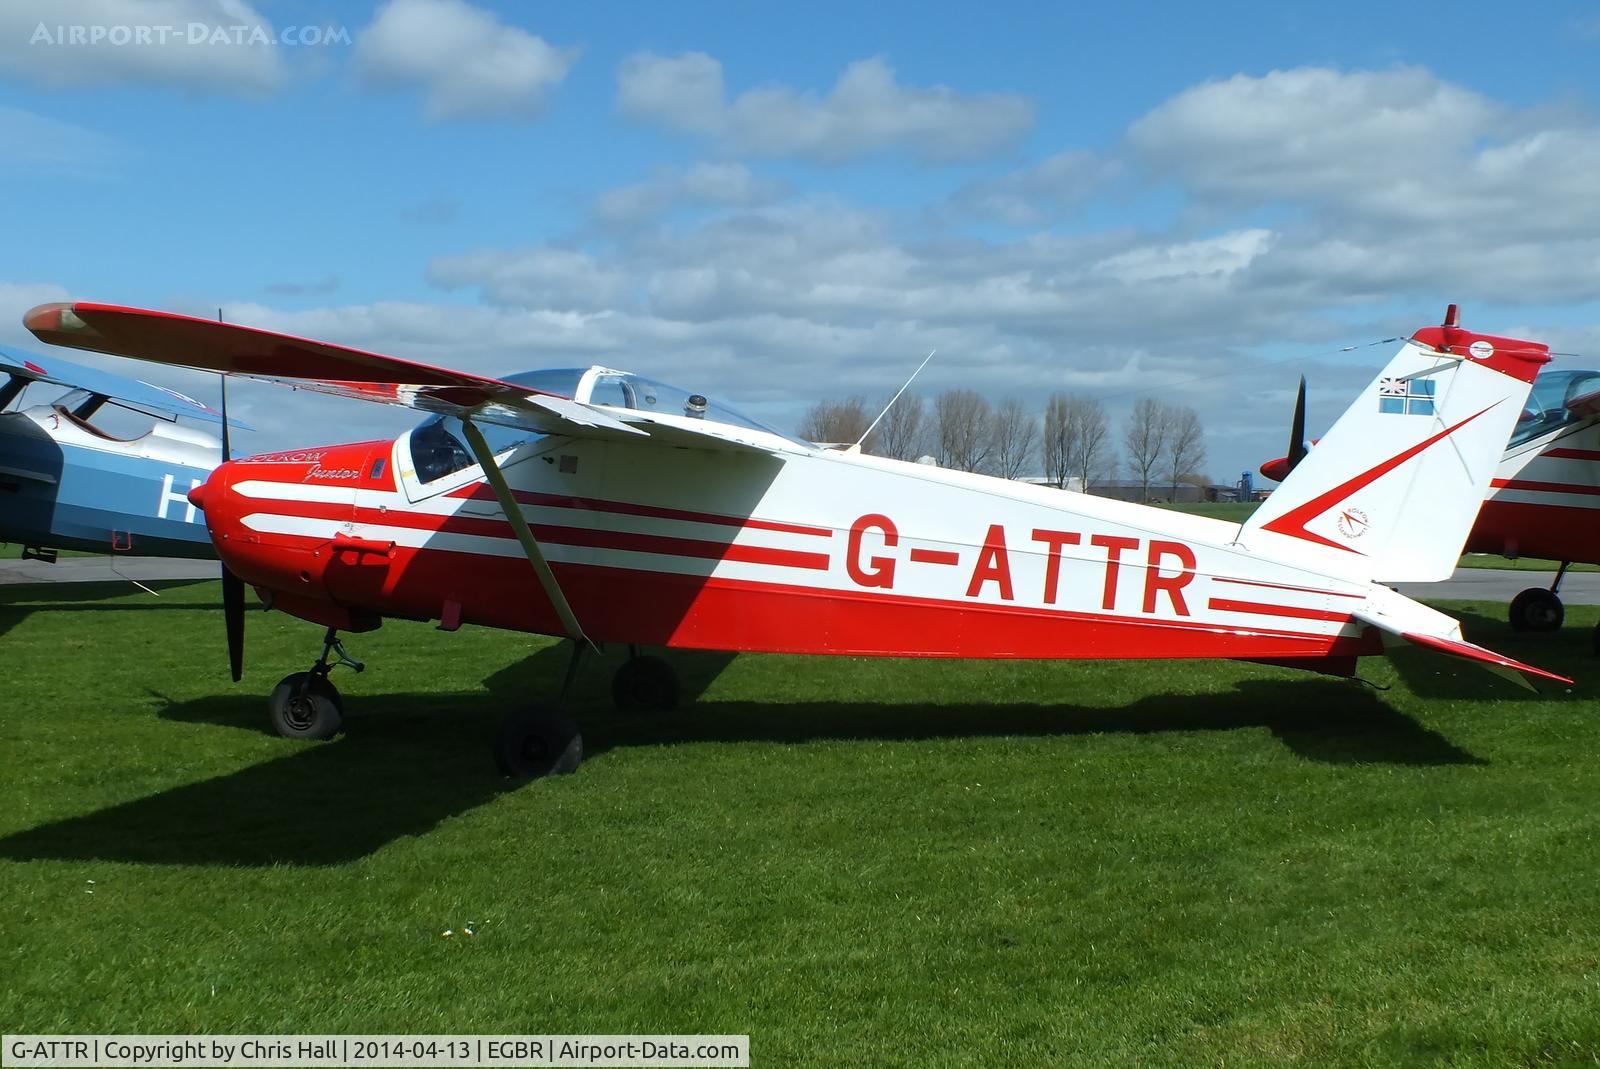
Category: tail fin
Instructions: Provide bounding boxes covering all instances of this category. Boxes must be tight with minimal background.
[1239,307,1548,582]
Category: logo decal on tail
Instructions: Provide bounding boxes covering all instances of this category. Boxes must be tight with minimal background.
[1261,401,1502,553]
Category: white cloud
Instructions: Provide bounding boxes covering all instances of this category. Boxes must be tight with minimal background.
[593,163,789,226]
[428,248,630,310]
[617,52,1035,163]
[0,0,286,95]
[354,0,577,120]
[942,150,1116,224]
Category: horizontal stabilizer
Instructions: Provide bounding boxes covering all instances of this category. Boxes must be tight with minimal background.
[1399,630,1572,689]
[1351,589,1569,689]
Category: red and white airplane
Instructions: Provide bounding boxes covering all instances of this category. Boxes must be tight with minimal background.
[24,301,1569,777]
[1263,315,1600,638]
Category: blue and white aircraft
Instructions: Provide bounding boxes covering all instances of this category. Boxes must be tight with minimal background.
[0,346,234,561]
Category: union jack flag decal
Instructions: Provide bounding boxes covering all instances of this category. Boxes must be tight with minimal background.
[1378,376,1435,416]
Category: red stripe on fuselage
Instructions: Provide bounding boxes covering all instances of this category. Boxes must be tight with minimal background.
[446,483,831,538]
[1207,597,1353,623]
[249,498,832,571]
[1489,477,1600,497]
[1211,576,1365,599]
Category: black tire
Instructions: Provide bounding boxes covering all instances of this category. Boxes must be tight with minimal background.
[495,707,583,778]
[1508,587,1564,632]
[612,655,680,712]
[268,672,344,740]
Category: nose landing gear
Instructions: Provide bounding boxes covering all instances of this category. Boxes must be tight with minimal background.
[267,628,364,740]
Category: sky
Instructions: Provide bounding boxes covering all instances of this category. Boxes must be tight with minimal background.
[3,0,1600,484]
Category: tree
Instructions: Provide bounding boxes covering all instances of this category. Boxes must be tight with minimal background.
[1042,395,1070,488]
[991,398,1038,479]
[1069,397,1113,494]
[1165,405,1207,501]
[799,397,874,450]
[1124,397,1168,502]
[935,389,994,472]
[876,392,926,461]
[1045,393,1113,492]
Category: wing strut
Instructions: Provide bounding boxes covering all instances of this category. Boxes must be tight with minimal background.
[458,418,593,650]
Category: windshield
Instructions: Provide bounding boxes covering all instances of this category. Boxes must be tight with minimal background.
[587,371,792,439]
[408,416,544,485]
[1509,369,1600,447]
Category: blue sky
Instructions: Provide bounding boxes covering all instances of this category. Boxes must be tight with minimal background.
[3,0,1600,481]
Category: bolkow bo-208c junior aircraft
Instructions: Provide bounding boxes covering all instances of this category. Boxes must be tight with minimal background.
[0,345,230,561]
[25,301,1571,778]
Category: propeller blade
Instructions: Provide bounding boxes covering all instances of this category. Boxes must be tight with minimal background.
[1287,375,1309,474]
[222,564,245,683]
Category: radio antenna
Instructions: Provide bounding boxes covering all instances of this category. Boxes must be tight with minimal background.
[852,349,935,453]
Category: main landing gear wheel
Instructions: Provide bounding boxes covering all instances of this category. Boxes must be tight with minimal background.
[612,654,680,713]
[495,707,583,779]
[268,672,344,740]
[1508,587,1564,632]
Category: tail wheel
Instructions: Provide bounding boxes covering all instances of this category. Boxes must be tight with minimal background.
[1508,588,1564,633]
[268,672,344,740]
[496,707,583,779]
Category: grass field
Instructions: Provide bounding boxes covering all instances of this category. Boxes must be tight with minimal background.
[3,580,1599,1065]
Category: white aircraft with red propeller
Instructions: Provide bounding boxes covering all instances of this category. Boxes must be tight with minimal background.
[23,301,1570,777]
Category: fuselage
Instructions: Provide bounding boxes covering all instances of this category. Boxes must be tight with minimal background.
[0,404,218,558]
[1469,417,1600,563]
[197,417,1385,669]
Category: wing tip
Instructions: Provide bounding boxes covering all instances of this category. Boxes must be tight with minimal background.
[24,302,93,341]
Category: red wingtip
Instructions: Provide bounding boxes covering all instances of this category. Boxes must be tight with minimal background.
[1443,303,1460,328]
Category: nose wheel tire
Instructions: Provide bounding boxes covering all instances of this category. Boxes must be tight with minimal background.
[496,707,583,779]
[268,672,344,740]
[612,655,680,713]
[1508,587,1564,632]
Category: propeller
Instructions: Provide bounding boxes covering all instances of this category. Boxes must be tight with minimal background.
[1258,376,1312,483]
[1287,375,1309,474]
[216,321,245,683]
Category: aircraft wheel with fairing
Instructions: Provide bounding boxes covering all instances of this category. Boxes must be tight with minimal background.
[496,707,583,779]
[268,672,344,740]
[612,655,680,713]
[1508,588,1564,632]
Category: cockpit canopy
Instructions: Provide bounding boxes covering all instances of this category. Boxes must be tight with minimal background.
[1510,369,1600,447]
[408,365,792,485]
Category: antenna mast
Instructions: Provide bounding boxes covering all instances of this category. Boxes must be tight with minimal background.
[852,349,936,453]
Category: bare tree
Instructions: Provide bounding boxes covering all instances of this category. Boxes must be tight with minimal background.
[1124,397,1168,502]
[1042,394,1070,488]
[799,397,874,450]
[876,392,926,461]
[1067,396,1112,493]
[1165,405,1207,501]
[991,399,1039,479]
[935,389,995,472]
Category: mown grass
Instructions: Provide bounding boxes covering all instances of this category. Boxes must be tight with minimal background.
[3,581,1600,1066]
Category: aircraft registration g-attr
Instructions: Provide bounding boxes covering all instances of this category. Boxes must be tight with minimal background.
[25,301,1570,777]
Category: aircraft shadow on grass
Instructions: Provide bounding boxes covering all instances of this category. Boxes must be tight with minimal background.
[0,579,212,641]
[0,647,1484,869]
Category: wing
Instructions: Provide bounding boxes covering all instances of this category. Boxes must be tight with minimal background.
[24,302,778,452]
[0,342,233,425]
